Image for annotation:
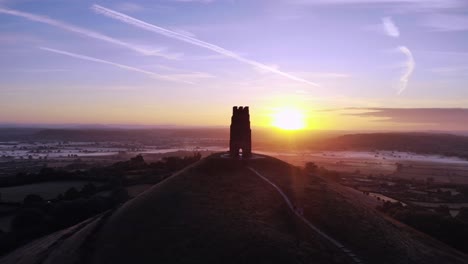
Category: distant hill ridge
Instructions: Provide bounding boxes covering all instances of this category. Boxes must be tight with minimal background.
[314,132,468,159]
[1,129,468,159]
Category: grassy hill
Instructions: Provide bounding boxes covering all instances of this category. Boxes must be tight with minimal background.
[0,154,466,264]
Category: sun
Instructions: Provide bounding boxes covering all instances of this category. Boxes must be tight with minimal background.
[272,107,306,130]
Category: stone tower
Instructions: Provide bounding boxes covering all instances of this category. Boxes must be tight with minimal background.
[229,106,252,158]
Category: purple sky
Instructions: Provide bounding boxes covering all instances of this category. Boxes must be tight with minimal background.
[1,0,467,130]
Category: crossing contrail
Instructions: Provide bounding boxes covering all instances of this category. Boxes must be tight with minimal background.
[40,47,193,84]
[0,7,179,59]
[91,4,320,87]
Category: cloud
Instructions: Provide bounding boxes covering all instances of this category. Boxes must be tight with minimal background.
[382,17,400,37]
[39,47,192,84]
[184,54,228,60]
[0,7,180,59]
[167,72,215,81]
[168,27,196,38]
[345,107,468,130]
[91,4,320,87]
[397,46,415,94]
[254,64,280,74]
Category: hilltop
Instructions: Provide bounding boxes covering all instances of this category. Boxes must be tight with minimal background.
[0,154,467,264]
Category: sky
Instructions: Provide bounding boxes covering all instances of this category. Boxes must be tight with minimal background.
[0,0,467,131]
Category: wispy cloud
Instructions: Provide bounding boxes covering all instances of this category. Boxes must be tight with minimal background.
[0,7,180,59]
[167,72,215,81]
[345,107,468,129]
[168,27,196,37]
[39,47,192,84]
[91,4,320,87]
[377,16,414,94]
[382,17,400,37]
[184,54,228,60]
[397,46,415,94]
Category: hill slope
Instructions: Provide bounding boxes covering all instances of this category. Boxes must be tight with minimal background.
[0,154,466,264]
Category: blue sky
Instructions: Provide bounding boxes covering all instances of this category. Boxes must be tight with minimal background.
[0,0,467,130]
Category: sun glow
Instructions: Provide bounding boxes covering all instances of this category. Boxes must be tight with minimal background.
[272,107,306,130]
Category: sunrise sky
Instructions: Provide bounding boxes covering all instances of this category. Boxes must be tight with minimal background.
[1,0,467,130]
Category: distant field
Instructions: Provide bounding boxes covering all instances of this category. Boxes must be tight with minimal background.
[0,181,100,202]
[394,164,468,184]
[262,150,468,184]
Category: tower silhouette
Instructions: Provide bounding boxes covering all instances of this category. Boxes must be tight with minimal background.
[229,106,252,158]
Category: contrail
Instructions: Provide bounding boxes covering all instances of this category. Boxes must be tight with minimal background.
[40,47,192,84]
[397,46,415,94]
[91,4,320,87]
[0,7,179,60]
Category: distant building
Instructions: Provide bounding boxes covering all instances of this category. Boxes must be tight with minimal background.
[229,106,252,158]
